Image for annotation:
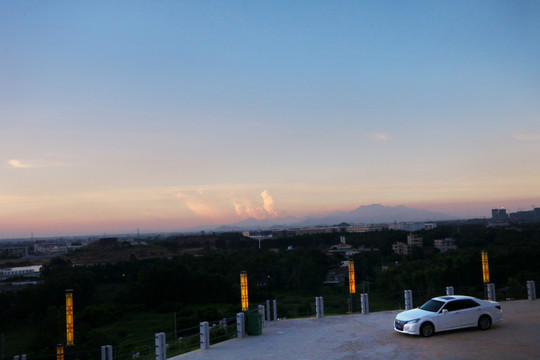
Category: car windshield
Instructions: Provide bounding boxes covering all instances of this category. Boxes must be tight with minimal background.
[420,299,445,312]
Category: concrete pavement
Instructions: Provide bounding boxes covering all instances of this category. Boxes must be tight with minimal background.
[170,300,540,360]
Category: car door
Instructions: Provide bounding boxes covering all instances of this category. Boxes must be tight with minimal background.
[438,300,463,330]
[456,299,481,327]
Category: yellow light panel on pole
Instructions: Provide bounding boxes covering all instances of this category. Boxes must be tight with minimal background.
[240,271,249,311]
[66,290,74,346]
[56,344,64,360]
[348,261,356,294]
[481,251,490,283]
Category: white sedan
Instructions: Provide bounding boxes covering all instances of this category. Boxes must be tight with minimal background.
[394,295,502,337]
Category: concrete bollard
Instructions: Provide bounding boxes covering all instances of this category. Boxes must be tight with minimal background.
[404,290,413,310]
[155,332,167,359]
[316,296,325,318]
[199,322,209,350]
[487,283,496,301]
[361,293,369,314]
[236,312,245,338]
[273,299,278,321]
[101,345,113,360]
[446,286,454,296]
[258,304,266,327]
[527,281,536,301]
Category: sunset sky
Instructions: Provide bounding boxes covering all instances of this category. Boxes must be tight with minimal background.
[1,1,540,238]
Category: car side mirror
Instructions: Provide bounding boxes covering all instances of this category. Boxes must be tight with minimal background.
[441,309,448,314]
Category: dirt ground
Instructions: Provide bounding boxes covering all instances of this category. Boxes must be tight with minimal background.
[172,299,540,360]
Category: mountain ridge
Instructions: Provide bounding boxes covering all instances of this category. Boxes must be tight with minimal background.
[212,204,455,232]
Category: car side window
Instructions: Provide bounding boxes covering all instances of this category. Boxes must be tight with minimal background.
[460,299,480,309]
[443,299,480,312]
[442,300,460,312]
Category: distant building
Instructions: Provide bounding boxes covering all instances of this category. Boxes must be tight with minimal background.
[328,236,360,257]
[392,234,424,255]
[492,208,508,220]
[434,238,457,253]
[242,230,273,240]
[509,208,540,223]
[388,222,437,231]
[424,223,437,230]
[392,241,410,255]
[346,224,387,233]
[407,234,423,247]
[0,265,41,281]
[0,245,29,258]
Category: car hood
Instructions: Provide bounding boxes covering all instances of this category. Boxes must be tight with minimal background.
[396,308,434,321]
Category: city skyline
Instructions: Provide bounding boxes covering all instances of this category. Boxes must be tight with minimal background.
[1,1,540,238]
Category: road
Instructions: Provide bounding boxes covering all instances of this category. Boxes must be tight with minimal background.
[171,300,540,360]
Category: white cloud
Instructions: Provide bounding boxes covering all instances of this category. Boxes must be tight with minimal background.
[7,159,36,168]
[261,190,278,217]
[369,133,390,141]
[7,157,67,168]
[175,190,226,218]
[174,186,281,221]
[233,189,281,220]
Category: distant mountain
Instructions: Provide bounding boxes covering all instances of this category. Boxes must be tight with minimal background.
[307,204,453,225]
[217,204,454,231]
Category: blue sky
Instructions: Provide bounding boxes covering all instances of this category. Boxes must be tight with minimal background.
[1,1,540,237]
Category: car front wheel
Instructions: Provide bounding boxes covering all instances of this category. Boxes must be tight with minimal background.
[478,315,492,330]
[420,322,434,337]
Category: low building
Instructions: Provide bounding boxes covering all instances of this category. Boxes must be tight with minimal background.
[0,265,42,280]
[346,224,388,233]
[392,241,411,255]
[434,238,457,253]
[393,234,424,255]
[407,234,423,247]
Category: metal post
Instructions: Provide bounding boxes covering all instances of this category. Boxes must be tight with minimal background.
[236,312,245,338]
[199,322,209,350]
[320,296,324,317]
[527,280,536,301]
[266,300,271,321]
[446,286,454,296]
[273,300,277,321]
[155,332,166,359]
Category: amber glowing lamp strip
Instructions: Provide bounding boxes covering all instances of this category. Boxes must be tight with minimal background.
[57,344,64,360]
[66,290,74,346]
[481,251,490,283]
[240,271,249,311]
[348,261,356,294]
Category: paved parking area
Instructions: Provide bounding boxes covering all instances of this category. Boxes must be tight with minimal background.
[171,300,540,360]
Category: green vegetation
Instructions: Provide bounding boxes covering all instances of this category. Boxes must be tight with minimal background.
[0,223,539,358]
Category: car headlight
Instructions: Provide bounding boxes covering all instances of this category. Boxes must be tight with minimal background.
[406,318,420,324]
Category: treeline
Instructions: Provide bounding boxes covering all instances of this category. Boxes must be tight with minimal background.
[0,246,334,354]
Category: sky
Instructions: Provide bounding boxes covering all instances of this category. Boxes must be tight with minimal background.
[1,1,540,238]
